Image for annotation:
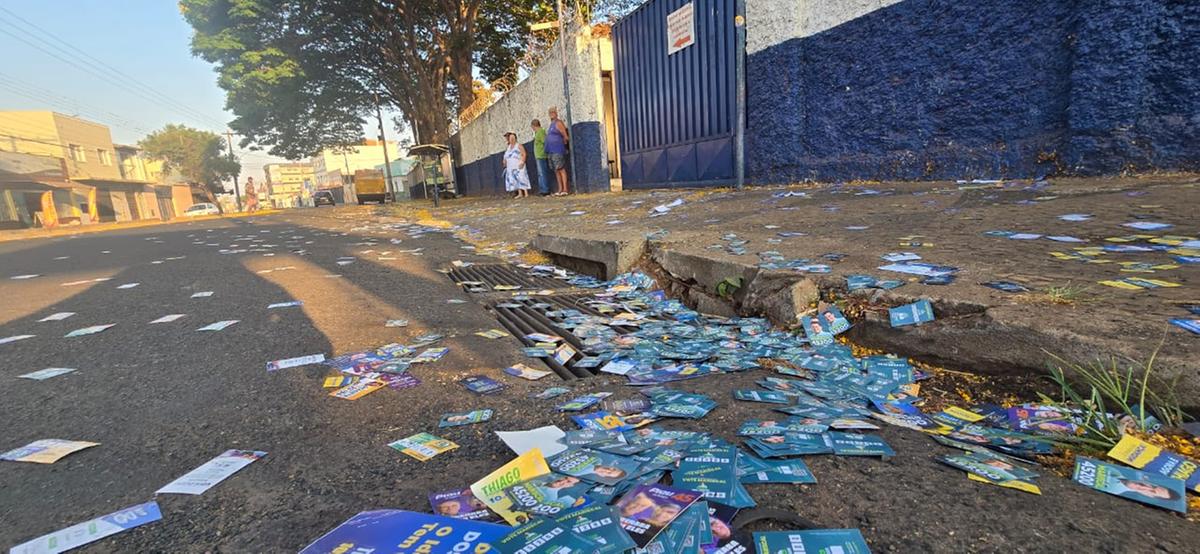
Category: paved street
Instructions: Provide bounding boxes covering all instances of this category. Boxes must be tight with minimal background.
[2,208,1198,552]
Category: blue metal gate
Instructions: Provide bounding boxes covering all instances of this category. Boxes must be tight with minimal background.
[612,0,743,189]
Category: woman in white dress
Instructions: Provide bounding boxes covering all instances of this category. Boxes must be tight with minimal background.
[502,131,531,198]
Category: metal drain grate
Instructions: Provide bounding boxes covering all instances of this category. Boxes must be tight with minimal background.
[489,294,647,380]
[448,264,570,293]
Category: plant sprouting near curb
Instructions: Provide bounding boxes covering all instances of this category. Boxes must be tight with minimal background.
[1039,341,1189,452]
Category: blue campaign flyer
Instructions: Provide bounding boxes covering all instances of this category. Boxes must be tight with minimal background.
[752,528,872,554]
[10,501,162,554]
[1072,457,1187,513]
[888,299,935,327]
[298,510,510,554]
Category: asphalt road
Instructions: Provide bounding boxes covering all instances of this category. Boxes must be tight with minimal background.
[1,207,1197,553]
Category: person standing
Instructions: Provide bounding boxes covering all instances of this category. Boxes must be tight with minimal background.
[244,177,259,212]
[531,119,551,196]
[545,106,571,196]
[502,132,531,199]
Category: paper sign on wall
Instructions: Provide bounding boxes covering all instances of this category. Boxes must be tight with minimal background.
[667,2,695,55]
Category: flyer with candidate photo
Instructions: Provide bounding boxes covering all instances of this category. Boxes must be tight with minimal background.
[1073,456,1187,513]
[439,409,493,428]
[501,472,592,517]
[549,448,641,485]
[470,448,551,525]
[615,483,702,547]
[1107,434,1199,493]
[428,488,497,521]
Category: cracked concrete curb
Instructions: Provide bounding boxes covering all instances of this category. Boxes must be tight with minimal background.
[531,232,1198,406]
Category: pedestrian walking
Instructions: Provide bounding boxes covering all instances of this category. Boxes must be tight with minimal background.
[502,132,531,198]
[531,119,551,196]
[545,106,570,196]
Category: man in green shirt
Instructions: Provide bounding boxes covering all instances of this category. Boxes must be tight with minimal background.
[531,119,551,196]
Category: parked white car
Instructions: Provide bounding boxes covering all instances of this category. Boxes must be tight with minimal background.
[183,203,220,217]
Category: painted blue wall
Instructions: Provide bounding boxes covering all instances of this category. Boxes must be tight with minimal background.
[746,0,1200,182]
[455,122,607,197]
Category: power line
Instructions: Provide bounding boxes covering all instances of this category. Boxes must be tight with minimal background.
[0,76,155,136]
[0,8,230,130]
[0,12,229,131]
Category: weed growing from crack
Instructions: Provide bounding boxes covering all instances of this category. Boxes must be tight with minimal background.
[1038,340,1190,453]
[1021,282,1094,306]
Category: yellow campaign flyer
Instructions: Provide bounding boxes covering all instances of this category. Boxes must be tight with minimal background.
[1,439,100,464]
[330,379,386,400]
[469,448,551,525]
[1108,434,1200,493]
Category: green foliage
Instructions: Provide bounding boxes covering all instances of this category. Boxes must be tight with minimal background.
[181,0,555,154]
[1040,346,1188,451]
[716,276,743,300]
[138,124,239,195]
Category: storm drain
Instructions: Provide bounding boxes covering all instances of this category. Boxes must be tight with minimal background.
[489,294,648,380]
[448,263,569,293]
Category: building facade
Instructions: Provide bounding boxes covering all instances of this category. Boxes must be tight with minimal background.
[263,162,315,208]
[0,111,188,227]
[309,140,403,192]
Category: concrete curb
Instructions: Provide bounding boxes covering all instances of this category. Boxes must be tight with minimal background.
[529,231,1197,403]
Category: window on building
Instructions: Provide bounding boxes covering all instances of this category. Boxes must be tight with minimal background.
[68,144,86,162]
[97,149,112,166]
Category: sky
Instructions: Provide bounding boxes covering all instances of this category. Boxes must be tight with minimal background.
[0,1,403,188]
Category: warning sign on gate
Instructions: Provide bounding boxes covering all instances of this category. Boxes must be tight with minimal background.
[666,2,694,55]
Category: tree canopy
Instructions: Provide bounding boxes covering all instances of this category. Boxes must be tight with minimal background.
[138,124,240,197]
[181,0,555,157]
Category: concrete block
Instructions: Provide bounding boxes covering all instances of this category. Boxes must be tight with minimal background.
[649,245,759,300]
[743,270,821,326]
[532,232,646,280]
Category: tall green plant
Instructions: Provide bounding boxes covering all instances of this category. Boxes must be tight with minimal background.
[1040,344,1187,451]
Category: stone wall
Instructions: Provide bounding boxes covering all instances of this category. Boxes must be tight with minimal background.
[745,0,1200,183]
[454,31,611,196]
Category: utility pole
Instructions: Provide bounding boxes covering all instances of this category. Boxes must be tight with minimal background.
[374,93,395,202]
[224,130,242,211]
[557,0,578,193]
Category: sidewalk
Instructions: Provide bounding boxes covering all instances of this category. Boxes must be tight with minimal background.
[386,174,1200,404]
[0,209,281,242]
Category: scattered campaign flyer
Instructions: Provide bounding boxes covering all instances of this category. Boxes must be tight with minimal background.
[0,334,36,345]
[18,368,77,381]
[800,306,852,346]
[116,282,140,289]
[385,319,409,327]
[734,389,791,404]
[322,375,354,388]
[37,312,75,322]
[555,504,638,554]
[495,517,598,554]
[502,472,593,517]
[157,450,266,495]
[550,448,642,485]
[1122,221,1172,231]
[752,529,871,554]
[429,488,497,521]
[389,433,458,461]
[149,314,186,324]
[615,483,702,547]
[439,409,494,428]
[1169,318,1200,335]
[329,379,386,400]
[504,363,552,380]
[191,291,214,298]
[825,432,895,457]
[557,392,613,412]
[298,510,509,554]
[267,300,303,309]
[475,329,510,339]
[266,353,326,371]
[1073,456,1186,513]
[1,439,99,464]
[553,343,578,365]
[534,387,571,399]
[940,452,1041,495]
[461,375,506,394]
[412,347,449,363]
[9,500,162,554]
[196,320,239,332]
[1107,434,1199,493]
[64,324,115,338]
[889,299,935,327]
[470,448,552,525]
[10,274,39,279]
